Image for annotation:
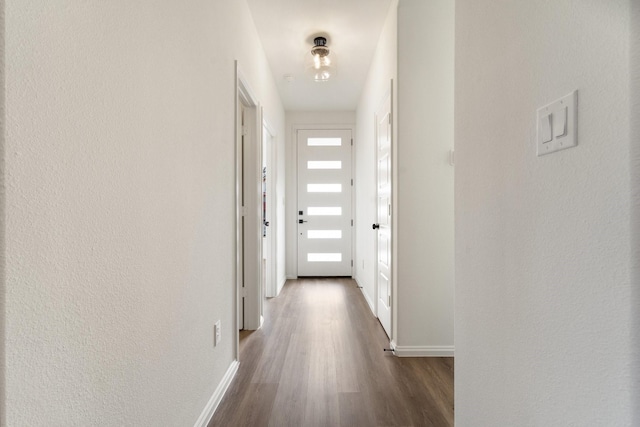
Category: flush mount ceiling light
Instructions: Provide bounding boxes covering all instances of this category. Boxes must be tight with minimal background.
[306,36,335,82]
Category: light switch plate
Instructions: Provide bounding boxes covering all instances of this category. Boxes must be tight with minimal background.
[536,90,578,156]
[539,113,552,143]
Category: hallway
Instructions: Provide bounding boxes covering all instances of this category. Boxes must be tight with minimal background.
[209,278,454,427]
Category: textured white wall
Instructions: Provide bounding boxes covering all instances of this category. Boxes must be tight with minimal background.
[0,0,5,424]
[631,1,640,424]
[455,1,633,425]
[4,1,284,425]
[395,0,455,350]
[354,2,397,316]
[284,111,356,279]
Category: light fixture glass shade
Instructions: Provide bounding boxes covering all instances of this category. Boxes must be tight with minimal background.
[310,54,333,82]
[305,36,336,82]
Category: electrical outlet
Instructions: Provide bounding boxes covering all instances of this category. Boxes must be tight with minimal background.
[214,321,221,347]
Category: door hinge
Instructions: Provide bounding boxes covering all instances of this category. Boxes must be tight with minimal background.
[351,219,353,226]
[351,138,353,146]
[388,295,391,306]
[351,260,353,267]
[351,179,353,186]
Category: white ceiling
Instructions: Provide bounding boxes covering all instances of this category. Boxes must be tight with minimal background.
[246,0,393,111]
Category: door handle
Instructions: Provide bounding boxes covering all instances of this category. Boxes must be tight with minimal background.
[299,219,308,224]
[372,223,380,229]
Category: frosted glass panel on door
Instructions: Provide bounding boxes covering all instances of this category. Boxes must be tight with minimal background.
[307,184,342,193]
[307,230,342,239]
[307,138,342,147]
[307,253,342,262]
[308,207,342,216]
[307,161,342,170]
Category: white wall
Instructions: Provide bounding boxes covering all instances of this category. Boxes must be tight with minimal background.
[4,1,284,426]
[0,0,5,424]
[393,0,455,354]
[354,2,397,315]
[455,1,633,425]
[631,1,640,424]
[285,111,356,279]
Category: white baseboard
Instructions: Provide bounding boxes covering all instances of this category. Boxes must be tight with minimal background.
[277,276,287,295]
[193,359,239,427]
[354,277,375,315]
[390,341,454,357]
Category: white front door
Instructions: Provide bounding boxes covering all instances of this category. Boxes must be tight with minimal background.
[297,129,352,277]
[375,94,392,337]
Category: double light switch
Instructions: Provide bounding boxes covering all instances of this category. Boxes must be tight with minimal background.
[536,90,578,156]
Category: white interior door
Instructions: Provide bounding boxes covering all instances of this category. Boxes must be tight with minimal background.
[237,94,261,331]
[375,95,392,337]
[297,129,352,277]
[262,121,279,298]
[262,124,271,303]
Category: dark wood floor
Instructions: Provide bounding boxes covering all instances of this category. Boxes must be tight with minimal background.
[209,278,454,427]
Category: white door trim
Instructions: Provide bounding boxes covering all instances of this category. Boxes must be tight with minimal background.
[390,78,399,343]
[290,123,356,278]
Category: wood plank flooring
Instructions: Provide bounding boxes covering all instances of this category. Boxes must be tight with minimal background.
[209,278,454,427]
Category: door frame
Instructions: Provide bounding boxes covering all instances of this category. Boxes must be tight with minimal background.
[236,62,263,342]
[290,123,356,278]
